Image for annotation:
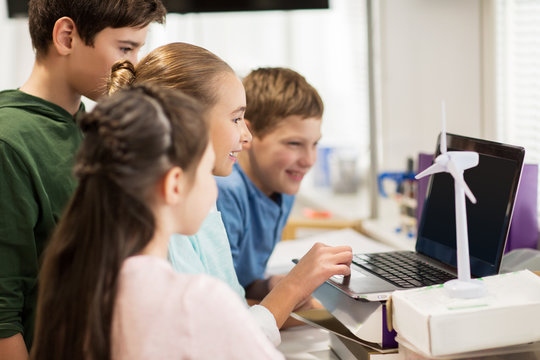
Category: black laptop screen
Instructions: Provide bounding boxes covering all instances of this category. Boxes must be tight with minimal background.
[416,133,525,277]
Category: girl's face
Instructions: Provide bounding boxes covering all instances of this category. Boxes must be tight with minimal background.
[177,144,217,235]
[207,72,252,176]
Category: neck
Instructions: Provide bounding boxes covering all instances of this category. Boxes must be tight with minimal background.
[140,228,170,259]
[140,206,173,259]
[238,150,273,197]
[20,57,82,115]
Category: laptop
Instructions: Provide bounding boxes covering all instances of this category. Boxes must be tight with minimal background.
[327,133,525,301]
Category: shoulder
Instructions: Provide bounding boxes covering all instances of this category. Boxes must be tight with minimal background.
[119,256,236,303]
[282,193,296,207]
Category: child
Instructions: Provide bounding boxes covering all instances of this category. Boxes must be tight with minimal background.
[30,84,284,360]
[107,43,353,345]
[216,67,324,300]
[0,0,166,356]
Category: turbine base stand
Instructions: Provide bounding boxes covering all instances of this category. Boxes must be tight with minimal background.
[444,279,486,299]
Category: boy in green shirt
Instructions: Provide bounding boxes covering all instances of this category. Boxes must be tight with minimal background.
[0,0,166,357]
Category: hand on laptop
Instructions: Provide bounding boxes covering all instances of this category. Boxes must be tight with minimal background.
[287,242,353,302]
[259,243,352,328]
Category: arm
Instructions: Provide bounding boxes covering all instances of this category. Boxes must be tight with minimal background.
[0,143,38,351]
[0,334,28,360]
[260,242,352,328]
[245,277,276,300]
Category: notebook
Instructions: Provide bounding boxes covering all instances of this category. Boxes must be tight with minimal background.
[328,133,525,301]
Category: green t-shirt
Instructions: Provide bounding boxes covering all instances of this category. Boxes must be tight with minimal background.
[0,90,84,349]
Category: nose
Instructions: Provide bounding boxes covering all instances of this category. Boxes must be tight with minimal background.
[129,52,140,66]
[240,120,252,145]
[299,146,317,168]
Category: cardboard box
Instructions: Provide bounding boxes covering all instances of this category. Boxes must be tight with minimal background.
[391,270,540,357]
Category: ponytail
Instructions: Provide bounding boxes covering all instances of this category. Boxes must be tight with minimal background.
[107,60,137,95]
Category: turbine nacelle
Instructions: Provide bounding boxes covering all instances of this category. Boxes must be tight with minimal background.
[416,151,479,204]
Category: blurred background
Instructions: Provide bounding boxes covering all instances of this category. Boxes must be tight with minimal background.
[1,0,539,223]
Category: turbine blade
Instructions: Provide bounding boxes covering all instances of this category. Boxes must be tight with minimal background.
[415,163,445,179]
[447,160,477,204]
[440,100,447,154]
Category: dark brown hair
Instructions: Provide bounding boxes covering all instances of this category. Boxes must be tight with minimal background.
[31,84,208,360]
[243,67,324,137]
[28,0,167,57]
[107,42,234,110]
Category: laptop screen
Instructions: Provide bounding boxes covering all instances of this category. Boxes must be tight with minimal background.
[416,133,525,277]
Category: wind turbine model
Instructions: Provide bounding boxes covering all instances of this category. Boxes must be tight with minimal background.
[415,102,486,299]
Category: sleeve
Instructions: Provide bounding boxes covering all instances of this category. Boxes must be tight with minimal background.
[216,179,247,270]
[183,276,284,359]
[248,305,281,346]
[0,141,39,338]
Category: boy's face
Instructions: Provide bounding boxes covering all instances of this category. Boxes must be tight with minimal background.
[67,26,149,100]
[208,72,251,176]
[245,115,321,196]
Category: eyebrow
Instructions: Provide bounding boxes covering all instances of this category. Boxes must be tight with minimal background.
[118,40,144,48]
[231,106,247,115]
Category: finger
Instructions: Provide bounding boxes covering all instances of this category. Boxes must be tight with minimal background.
[329,250,353,265]
[332,264,351,276]
[325,245,352,254]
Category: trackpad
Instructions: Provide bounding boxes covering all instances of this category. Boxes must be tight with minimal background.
[331,266,398,293]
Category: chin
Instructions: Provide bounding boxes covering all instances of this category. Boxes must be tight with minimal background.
[213,165,233,177]
[281,184,301,195]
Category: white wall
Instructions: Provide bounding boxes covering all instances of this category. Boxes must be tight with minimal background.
[0,1,34,90]
[377,0,484,171]
[0,0,487,176]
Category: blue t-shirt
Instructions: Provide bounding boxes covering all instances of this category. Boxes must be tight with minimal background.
[168,210,246,299]
[216,163,295,288]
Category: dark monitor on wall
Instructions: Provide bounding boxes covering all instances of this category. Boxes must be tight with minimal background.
[161,0,329,13]
[6,0,28,18]
[6,0,329,18]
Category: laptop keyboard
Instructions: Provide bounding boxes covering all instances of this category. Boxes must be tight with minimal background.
[352,251,456,288]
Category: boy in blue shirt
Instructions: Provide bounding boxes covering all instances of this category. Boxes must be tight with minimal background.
[216,67,324,300]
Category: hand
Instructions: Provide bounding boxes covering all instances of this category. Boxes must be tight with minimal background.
[259,242,351,328]
[286,242,352,304]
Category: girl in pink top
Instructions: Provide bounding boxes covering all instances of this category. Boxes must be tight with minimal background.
[31,85,284,359]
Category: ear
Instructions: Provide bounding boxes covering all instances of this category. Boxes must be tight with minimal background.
[52,17,77,56]
[162,166,185,205]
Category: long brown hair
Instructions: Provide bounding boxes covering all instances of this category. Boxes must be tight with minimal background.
[31,84,208,360]
[107,42,234,109]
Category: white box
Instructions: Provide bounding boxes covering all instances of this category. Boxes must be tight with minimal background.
[391,270,540,357]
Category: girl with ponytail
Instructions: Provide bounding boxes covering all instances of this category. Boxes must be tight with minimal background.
[31,84,283,360]
[106,42,353,346]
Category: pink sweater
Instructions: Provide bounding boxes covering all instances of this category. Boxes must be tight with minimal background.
[112,256,284,359]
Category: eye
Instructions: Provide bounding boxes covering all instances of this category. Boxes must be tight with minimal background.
[287,141,301,147]
[232,117,242,124]
[120,47,133,54]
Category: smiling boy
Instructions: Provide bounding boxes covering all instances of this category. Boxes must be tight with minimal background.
[0,0,166,357]
[216,67,324,300]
